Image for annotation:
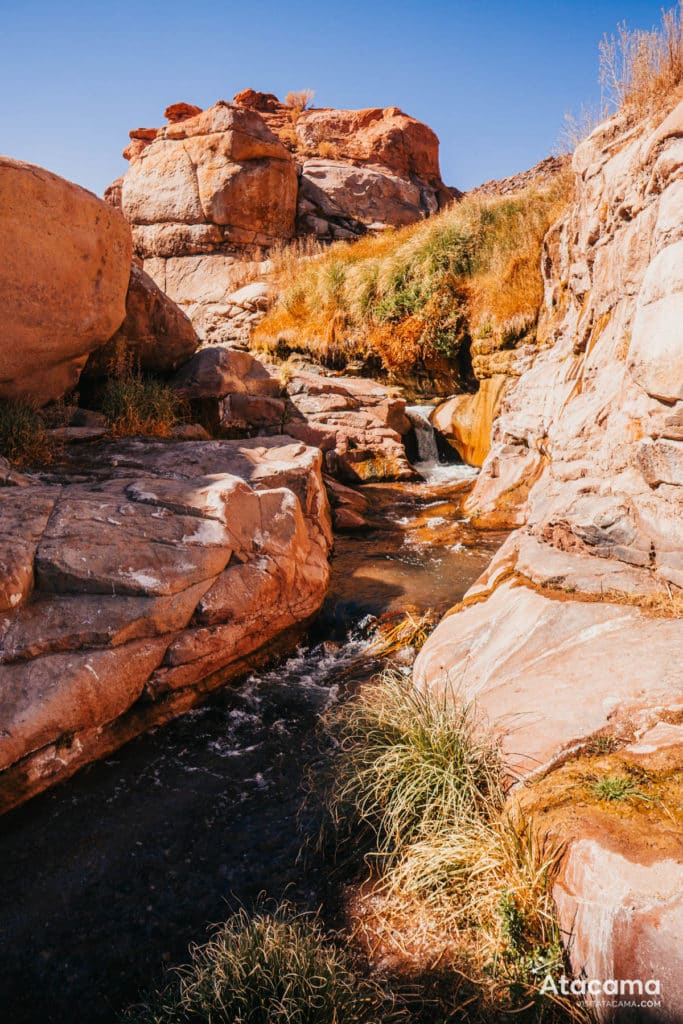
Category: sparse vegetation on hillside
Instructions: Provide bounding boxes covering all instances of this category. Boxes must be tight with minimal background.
[253,176,571,383]
[600,2,683,119]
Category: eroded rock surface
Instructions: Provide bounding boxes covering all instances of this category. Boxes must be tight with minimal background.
[0,157,132,404]
[0,438,331,812]
[415,98,683,1019]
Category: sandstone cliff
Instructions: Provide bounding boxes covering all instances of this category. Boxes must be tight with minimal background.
[111,93,452,342]
[415,97,683,1018]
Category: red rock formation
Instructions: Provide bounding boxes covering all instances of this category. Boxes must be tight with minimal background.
[0,157,133,405]
[0,437,332,812]
[82,262,200,379]
[114,92,453,341]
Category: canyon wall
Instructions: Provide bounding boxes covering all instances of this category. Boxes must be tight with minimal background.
[415,98,683,1019]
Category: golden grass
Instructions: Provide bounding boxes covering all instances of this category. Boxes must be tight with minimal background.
[600,3,683,119]
[253,174,571,378]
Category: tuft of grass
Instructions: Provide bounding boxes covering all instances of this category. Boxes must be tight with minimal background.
[102,347,180,438]
[253,177,571,380]
[0,398,55,467]
[318,673,587,1022]
[599,3,683,120]
[123,902,394,1024]
[591,773,651,803]
[319,671,505,859]
[363,611,438,661]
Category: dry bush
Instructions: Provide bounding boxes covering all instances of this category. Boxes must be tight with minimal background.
[317,140,341,159]
[102,345,180,438]
[0,398,56,467]
[285,88,315,122]
[600,2,683,118]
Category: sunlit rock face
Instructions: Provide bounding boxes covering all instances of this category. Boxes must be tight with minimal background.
[415,97,683,1020]
[0,157,133,405]
[0,439,332,813]
[113,93,453,342]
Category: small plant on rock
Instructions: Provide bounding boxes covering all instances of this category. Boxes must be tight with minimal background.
[591,773,650,803]
[0,397,55,466]
[102,345,180,438]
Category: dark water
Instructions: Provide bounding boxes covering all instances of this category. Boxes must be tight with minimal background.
[0,470,504,1024]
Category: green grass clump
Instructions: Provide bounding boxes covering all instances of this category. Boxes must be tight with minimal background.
[591,773,650,803]
[0,398,55,466]
[124,903,392,1024]
[102,350,180,438]
[320,671,504,859]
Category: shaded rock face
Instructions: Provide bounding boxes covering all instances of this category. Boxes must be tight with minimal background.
[82,262,199,380]
[114,93,451,341]
[415,99,683,1020]
[431,375,508,467]
[170,347,414,482]
[0,157,133,404]
[0,438,331,812]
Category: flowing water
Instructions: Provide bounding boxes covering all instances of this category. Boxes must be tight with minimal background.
[0,463,505,1024]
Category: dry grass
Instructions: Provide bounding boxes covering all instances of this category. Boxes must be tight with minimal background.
[316,672,586,1021]
[102,345,181,438]
[253,176,571,378]
[600,2,683,118]
[124,901,397,1024]
[363,611,439,660]
[0,398,56,467]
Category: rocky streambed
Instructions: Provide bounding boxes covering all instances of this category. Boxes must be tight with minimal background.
[0,464,504,1024]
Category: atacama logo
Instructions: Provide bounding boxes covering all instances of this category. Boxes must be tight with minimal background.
[540,975,662,1008]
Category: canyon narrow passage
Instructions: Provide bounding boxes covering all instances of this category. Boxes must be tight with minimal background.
[0,466,505,1024]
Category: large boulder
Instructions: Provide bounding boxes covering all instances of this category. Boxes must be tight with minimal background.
[0,157,133,404]
[122,102,298,247]
[82,262,199,379]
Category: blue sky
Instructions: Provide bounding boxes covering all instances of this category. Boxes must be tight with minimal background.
[0,0,670,194]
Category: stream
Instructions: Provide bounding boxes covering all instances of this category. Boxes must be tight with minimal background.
[0,444,505,1024]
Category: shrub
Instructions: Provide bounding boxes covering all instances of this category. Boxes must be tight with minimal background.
[591,773,650,803]
[285,89,315,122]
[102,348,180,437]
[0,398,55,466]
[124,903,393,1024]
[318,140,341,159]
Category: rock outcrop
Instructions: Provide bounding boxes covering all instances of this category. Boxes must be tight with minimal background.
[415,97,683,1019]
[0,437,331,812]
[170,346,414,481]
[113,93,452,341]
[431,375,508,467]
[0,157,133,404]
[82,262,199,380]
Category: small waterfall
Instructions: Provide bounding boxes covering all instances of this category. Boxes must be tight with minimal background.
[406,405,440,465]
[406,404,479,484]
